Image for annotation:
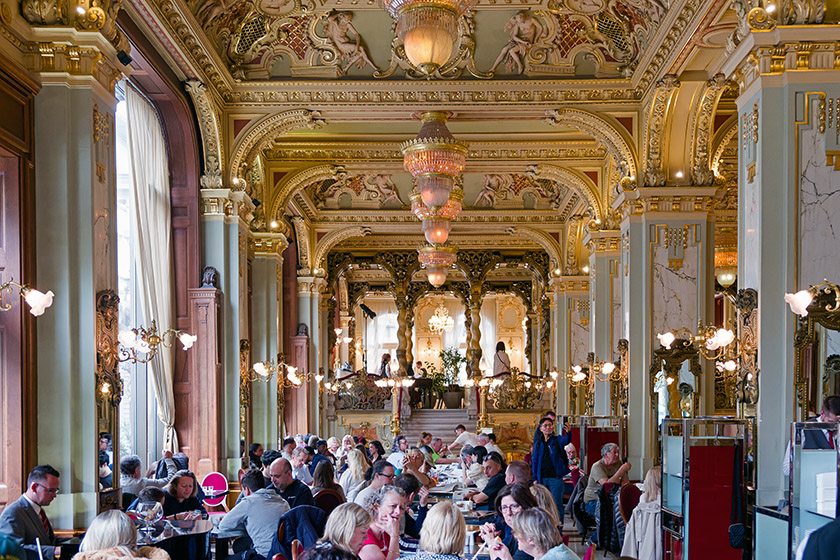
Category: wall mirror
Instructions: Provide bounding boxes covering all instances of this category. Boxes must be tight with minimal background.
[648,342,701,462]
[95,289,122,511]
[794,298,840,421]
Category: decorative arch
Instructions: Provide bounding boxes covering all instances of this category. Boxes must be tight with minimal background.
[185,80,224,189]
[689,73,729,185]
[641,74,680,186]
[527,164,603,223]
[229,109,326,188]
[313,226,372,275]
[269,164,346,222]
[506,226,562,272]
[711,117,738,174]
[564,215,586,275]
[542,108,639,181]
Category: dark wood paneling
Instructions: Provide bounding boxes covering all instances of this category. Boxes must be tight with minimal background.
[0,53,38,509]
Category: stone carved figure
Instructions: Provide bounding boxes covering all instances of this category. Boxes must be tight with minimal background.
[22,0,64,25]
[490,11,544,74]
[323,12,376,71]
[474,174,511,207]
[195,0,233,29]
[202,266,219,288]
[365,175,402,205]
[297,323,309,337]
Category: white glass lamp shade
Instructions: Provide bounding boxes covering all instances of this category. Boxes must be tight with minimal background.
[571,370,587,383]
[118,330,138,349]
[715,265,737,288]
[417,175,454,208]
[253,362,269,378]
[179,332,197,350]
[422,217,452,244]
[426,266,448,287]
[785,289,813,317]
[602,362,616,375]
[403,24,454,72]
[23,288,54,316]
[657,332,676,349]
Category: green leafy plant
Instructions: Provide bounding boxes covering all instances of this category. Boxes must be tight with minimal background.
[439,347,466,388]
[424,363,448,395]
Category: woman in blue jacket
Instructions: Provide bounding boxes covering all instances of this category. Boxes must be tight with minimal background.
[530,416,571,523]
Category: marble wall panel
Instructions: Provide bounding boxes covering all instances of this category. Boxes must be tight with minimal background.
[612,264,622,349]
[799,101,840,288]
[742,174,760,289]
[652,243,698,335]
[570,305,590,366]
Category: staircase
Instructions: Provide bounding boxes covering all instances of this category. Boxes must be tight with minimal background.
[400,409,476,447]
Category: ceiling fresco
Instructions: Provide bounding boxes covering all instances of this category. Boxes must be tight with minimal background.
[189,0,672,80]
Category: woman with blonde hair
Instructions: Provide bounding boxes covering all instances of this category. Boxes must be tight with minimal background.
[489,508,579,560]
[319,502,372,554]
[341,448,369,502]
[415,502,466,560]
[76,510,170,559]
[529,484,563,532]
[621,466,661,560]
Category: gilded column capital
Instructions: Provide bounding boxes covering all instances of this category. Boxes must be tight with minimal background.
[613,186,719,222]
[200,188,256,225]
[250,232,290,258]
[555,276,590,294]
[22,38,124,96]
[582,229,621,254]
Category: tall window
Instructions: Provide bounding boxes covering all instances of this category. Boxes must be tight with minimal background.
[115,84,165,465]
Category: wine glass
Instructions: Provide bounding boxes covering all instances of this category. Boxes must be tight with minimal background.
[134,501,163,543]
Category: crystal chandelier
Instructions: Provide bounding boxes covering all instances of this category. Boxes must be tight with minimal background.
[428,303,454,334]
[402,112,468,210]
[418,244,457,287]
[411,187,463,245]
[382,0,474,75]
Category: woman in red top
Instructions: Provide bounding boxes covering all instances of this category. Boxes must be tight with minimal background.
[359,485,403,560]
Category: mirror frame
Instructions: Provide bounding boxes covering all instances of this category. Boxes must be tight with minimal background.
[793,293,840,421]
[95,289,122,511]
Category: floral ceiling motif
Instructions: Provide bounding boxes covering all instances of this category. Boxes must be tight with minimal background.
[189,0,670,80]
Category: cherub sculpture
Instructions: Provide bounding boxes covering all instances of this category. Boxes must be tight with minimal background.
[489,11,544,75]
[323,12,377,71]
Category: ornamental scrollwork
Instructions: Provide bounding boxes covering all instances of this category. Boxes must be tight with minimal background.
[643,74,680,187]
[490,372,543,409]
[336,373,390,410]
[95,290,123,408]
[690,73,729,186]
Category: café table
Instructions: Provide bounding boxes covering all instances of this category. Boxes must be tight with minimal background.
[135,518,214,559]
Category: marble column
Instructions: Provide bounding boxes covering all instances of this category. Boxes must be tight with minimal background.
[584,230,622,415]
[553,277,590,416]
[200,189,254,475]
[614,186,716,480]
[296,276,323,432]
[721,35,840,504]
[34,81,117,528]
[250,233,288,449]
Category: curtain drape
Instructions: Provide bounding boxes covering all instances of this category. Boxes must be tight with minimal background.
[479,298,497,375]
[363,298,398,373]
[125,84,179,452]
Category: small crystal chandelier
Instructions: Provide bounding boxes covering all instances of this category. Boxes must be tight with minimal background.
[402,112,468,209]
[411,187,463,245]
[382,0,474,75]
[428,303,454,334]
[418,244,457,288]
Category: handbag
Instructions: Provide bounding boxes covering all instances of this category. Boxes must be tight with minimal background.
[728,442,745,549]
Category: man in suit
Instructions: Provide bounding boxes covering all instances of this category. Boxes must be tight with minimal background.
[0,464,62,560]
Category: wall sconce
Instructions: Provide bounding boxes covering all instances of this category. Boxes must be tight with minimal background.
[0,279,54,316]
[250,358,307,387]
[656,323,735,361]
[374,377,416,388]
[566,365,589,386]
[785,280,840,317]
[117,320,196,363]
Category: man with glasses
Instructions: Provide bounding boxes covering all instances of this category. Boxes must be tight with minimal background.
[268,457,313,508]
[0,464,63,559]
[353,460,395,507]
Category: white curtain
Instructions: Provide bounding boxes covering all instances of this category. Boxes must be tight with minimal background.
[479,297,497,374]
[363,298,398,372]
[125,84,179,452]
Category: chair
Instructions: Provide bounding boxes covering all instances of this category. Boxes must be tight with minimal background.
[291,539,303,560]
[313,488,345,516]
[618,484,642,524]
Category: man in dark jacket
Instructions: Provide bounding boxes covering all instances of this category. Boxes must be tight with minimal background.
[531,416,571,521]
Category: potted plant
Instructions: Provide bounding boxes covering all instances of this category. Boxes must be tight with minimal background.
[439,347,466,408]
[424,363,446,408]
